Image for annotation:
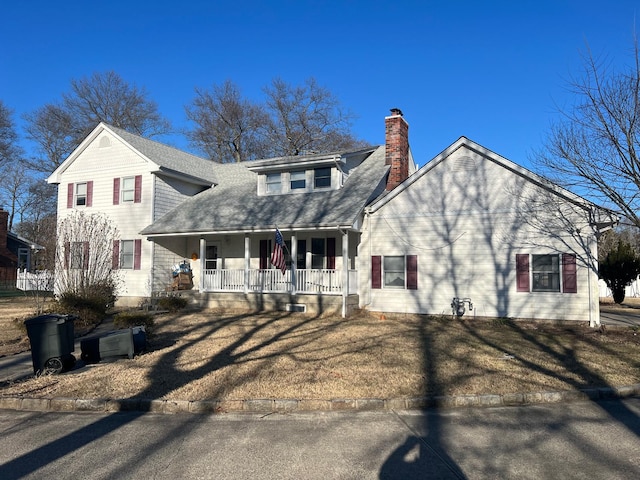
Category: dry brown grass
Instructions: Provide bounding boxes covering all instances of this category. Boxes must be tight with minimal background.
[2,296,640,402]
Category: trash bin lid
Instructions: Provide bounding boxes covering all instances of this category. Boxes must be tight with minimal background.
[24,314,73,325]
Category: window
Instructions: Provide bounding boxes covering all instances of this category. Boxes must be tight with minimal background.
[67,242,88,270]
[75,183,87,206]
[266,173,281,193]
[120,240,135,269]
[112,240,141,270]
[516,253,577,293]
[205,245,218,270]
[113,176,142,204]
[311,238,326,269]
[372,255,418,290]
[67,182,93,208]
[384,256,405,287]
[121,177,136,203]
[290,170,306,190]
[296,239,306,269]
[18,248,29,270]
[532,254,560,292]
[314,167,331,188]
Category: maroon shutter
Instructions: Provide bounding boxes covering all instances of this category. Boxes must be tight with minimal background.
[327,238,336,269]
[407,255,418,290]
[86,181,93,207]
[260,240,268,269]
[64,242,70,269]
[113,178,120,205]
[134,175,142,203]
[67,183,74,208]
[134,239,142,270]
[372,255,382,289]
[562,253,577,293]
[83,242,90,270]
[516,254,530,292]
[112,241,120,270]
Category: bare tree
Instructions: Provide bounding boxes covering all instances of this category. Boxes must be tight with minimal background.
[186,80,270,162]
[24,71,171,174]
[535,38,640,227]
[55,211,120,297]
[23,103,80,174]
[185,78,368,162]
[64,71,171,138]
[263,77,366,156]
[0,100,23,164]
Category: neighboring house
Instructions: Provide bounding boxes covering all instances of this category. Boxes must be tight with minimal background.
[0,207,43,287]
[47,110,615,324]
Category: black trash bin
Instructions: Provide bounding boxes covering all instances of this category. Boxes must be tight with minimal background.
[24,314,76,375]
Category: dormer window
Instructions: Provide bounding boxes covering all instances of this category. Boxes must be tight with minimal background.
[290,170,306,190]
[266,173,281,193]
[314,167,331,188]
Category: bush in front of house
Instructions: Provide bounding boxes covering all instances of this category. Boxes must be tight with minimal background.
[54,281,116,327]
[113,310,155,333]
[157,295,188,312]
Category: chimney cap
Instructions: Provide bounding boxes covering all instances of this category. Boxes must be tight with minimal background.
[389,108,403,117]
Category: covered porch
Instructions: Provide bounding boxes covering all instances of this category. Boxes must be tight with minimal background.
[151,228,360,317]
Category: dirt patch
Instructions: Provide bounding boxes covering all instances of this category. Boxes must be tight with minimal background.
[2,306,639,402]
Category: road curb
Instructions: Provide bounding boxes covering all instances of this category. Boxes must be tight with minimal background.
[2,384,639,415]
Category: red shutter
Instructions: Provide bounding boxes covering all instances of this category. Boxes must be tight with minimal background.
[134,239,142,270]
[67,183,74,208]
[327,238,336,270]
[372,256,382,289]
[516,254,530,292]
[112,241,120,270]
[260,240,268,269]
[134,175,142,203]
[83,242,90,270]
[64,242,70,269]
[86,181,93,207]
[562,253,577,293]
[113,178,120,205]
[407,255,418,290]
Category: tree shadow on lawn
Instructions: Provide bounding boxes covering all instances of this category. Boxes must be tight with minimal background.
[0,307,357,479]
[459,319,640,437]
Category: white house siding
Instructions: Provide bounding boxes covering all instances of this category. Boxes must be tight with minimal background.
[152,175,206,221]
[359,146,600,322]
[55,130,158,300]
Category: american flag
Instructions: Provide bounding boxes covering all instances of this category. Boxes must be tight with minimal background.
[270,229,286,274]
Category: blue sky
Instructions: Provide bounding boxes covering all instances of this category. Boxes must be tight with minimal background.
[1,0,638,170]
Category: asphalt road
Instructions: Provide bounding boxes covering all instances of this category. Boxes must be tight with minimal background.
[1,399,639,479]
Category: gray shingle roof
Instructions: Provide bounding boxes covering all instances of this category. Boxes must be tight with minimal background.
[108,125,219,185]
[140,146,389,235]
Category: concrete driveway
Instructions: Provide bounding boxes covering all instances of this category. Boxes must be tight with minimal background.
[600,304,640,327]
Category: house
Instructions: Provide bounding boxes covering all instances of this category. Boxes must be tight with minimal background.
[0,207,43,288]
[47,110,614,324]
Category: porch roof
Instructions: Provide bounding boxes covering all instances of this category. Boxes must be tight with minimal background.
[140,146,389,236]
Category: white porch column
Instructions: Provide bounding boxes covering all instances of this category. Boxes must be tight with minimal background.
[244,233,250,294]
[342,230,349,318]
[199,237,206,291]
[291,233,297,295]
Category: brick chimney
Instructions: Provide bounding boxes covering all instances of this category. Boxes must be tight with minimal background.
[385,108,409,191]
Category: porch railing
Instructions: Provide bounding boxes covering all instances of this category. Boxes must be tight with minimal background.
[202,269,358,295]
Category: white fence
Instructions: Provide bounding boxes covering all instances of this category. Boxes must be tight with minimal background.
[16,270,54,291]
[202,269,358,295]
[598,278,640,298]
